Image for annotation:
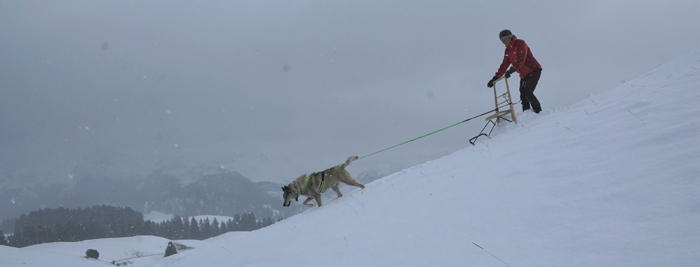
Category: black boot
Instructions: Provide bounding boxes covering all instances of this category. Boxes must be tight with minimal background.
[520,88,541,113]
[520,94,530,112]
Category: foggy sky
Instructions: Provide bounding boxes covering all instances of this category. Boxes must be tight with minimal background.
[1,0,698,184]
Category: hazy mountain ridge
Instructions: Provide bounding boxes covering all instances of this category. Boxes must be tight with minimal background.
[0,168,292,233]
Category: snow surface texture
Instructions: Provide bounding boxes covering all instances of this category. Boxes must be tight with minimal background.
[2,47,698,267]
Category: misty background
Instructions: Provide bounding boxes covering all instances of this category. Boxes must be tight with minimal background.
[1,0,698,192]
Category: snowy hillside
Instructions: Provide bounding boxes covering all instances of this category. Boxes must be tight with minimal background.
[0,236,202,266]
[2,47,698,267]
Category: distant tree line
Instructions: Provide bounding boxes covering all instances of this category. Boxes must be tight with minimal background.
[1,218,15,235]
[0,229,7,246]
[4,205,278,248]
[0,171,290,234]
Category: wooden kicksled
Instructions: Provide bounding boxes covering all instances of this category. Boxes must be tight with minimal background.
[469,76,517,145]
[484,76,517,124]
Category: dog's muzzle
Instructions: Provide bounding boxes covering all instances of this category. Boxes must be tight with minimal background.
[282,186,299,207]
[283,194,298,207]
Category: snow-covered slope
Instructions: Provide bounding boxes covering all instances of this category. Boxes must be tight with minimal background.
[1,236,202,266]
[2,47,698,267]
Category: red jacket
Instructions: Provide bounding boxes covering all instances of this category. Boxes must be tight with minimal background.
[495,38,542,79]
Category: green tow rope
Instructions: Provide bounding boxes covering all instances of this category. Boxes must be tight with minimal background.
[331,108,499,168]
[356,120,466,162]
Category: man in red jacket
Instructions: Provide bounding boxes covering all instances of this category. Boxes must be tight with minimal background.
[487,29,543,113]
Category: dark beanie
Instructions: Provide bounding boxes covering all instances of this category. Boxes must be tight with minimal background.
[499,29,513,41]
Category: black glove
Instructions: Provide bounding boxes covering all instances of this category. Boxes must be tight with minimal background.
[504,67,516,79]
[487,76,498,88]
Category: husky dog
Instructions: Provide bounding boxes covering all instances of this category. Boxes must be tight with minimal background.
[282,156,365,207]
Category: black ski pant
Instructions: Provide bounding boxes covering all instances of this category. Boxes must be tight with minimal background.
[519,69,542,113]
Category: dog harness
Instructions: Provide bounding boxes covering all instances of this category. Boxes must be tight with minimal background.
[303,171,326,192]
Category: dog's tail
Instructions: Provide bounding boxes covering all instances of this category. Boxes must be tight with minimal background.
[340,156,359,169]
